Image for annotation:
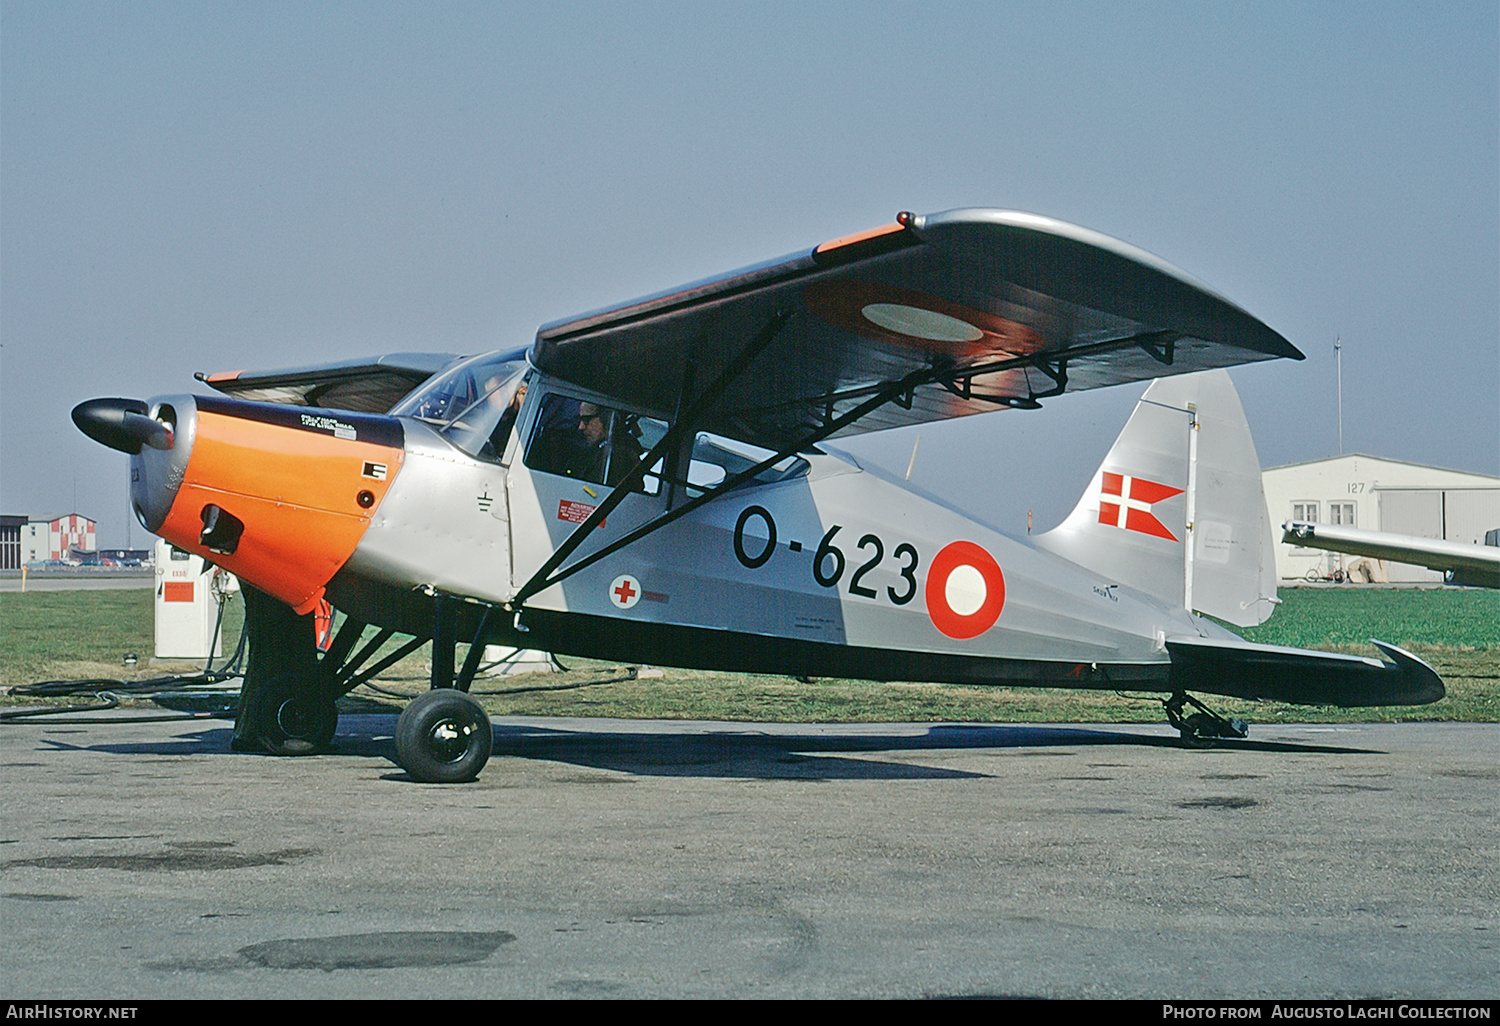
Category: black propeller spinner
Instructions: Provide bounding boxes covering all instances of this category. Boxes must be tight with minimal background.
[71,398,173,454]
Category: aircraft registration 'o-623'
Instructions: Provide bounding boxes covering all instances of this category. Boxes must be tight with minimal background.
[73,208,1444,782]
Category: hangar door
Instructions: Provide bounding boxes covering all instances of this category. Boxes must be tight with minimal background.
[1378,488,1500,582]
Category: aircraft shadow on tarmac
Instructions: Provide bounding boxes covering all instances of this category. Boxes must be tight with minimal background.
[27,714,1380,782]
[466,722,1381,781]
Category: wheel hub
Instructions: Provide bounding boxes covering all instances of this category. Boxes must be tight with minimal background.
[426,719,473,763]
[276,698,316,740]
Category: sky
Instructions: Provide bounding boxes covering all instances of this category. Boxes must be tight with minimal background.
[3,0,1497,548]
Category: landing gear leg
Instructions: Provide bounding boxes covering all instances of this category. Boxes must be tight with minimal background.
[393,593,495,782]
[1163,691,1249,747]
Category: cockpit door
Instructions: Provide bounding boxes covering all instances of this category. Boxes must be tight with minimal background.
[503,379,670,603]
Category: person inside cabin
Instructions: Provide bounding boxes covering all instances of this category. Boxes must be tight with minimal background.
[529,396,644,488]
[484,379,527,459]
[570,402,613,482]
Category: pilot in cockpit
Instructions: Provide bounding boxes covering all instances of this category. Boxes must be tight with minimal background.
[527,395,644,487]
[483,379,527,458]
[571,402,612,482]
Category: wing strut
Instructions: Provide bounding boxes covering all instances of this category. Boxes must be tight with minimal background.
[733,326,1190,427]
[513,308,795,606]
[513,326,1210,610]
[514,361,939,607]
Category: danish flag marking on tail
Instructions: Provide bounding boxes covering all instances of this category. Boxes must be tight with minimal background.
[1097,471,1184,541]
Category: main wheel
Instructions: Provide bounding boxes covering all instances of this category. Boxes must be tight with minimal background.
[395,690,493,783]
[246,674,338,755]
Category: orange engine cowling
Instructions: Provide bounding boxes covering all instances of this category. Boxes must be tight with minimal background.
[129,396,405,614]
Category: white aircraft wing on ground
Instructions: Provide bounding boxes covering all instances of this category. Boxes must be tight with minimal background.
[1282,521,1500,589]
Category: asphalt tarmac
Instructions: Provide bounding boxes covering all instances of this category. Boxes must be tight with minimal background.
[1,712,1494,1000]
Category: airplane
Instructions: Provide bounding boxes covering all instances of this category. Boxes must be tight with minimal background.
[1282,521,1500,589]
[72,207,1445,782]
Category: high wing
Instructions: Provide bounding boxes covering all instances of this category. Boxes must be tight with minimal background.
[532,208,1303,452]
[1283,521,1500,589]
[196,352,460,413]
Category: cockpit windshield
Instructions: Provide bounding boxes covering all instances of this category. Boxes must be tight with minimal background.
[390,349,530,461]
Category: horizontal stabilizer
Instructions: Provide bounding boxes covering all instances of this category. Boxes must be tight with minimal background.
[1166,636,1444,707]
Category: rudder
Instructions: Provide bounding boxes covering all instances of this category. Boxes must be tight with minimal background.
[1034,370,1277,627]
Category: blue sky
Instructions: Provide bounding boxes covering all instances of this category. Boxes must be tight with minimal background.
[3,1,1496,546]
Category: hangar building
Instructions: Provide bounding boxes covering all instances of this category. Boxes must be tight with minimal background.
[0,515,24,570]
[1262,455,1500,583]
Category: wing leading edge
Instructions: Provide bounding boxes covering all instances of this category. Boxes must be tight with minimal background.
[197,352,460,414]
[532,208,1303,452]
[1283,521,1500,589]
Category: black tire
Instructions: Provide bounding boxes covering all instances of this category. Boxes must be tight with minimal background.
[395,690,493,783]
[1176,712,1219,749]
[247,674,338,756]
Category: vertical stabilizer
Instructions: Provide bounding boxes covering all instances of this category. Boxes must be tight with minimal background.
[1035,370,1277,626]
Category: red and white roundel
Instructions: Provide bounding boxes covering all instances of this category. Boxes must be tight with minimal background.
[609,574,642,610]
[925,541,1005,639]
[803,280,1043,361]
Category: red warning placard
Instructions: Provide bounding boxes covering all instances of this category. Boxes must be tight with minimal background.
[557,500,606,528]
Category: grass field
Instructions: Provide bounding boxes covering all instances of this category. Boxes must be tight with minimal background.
[2,584,1495,723]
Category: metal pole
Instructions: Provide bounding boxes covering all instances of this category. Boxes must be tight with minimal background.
[1184,403,1199,613]
[1335,337,1343,455]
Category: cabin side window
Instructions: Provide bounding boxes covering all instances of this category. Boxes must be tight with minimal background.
[524,393,663,495]
[521,397,808,498]
[685,433,809,496]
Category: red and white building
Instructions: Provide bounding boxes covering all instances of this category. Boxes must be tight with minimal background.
[19,513,97,563]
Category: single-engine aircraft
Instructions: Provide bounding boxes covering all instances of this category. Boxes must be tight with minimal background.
[73,208,1444,781]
